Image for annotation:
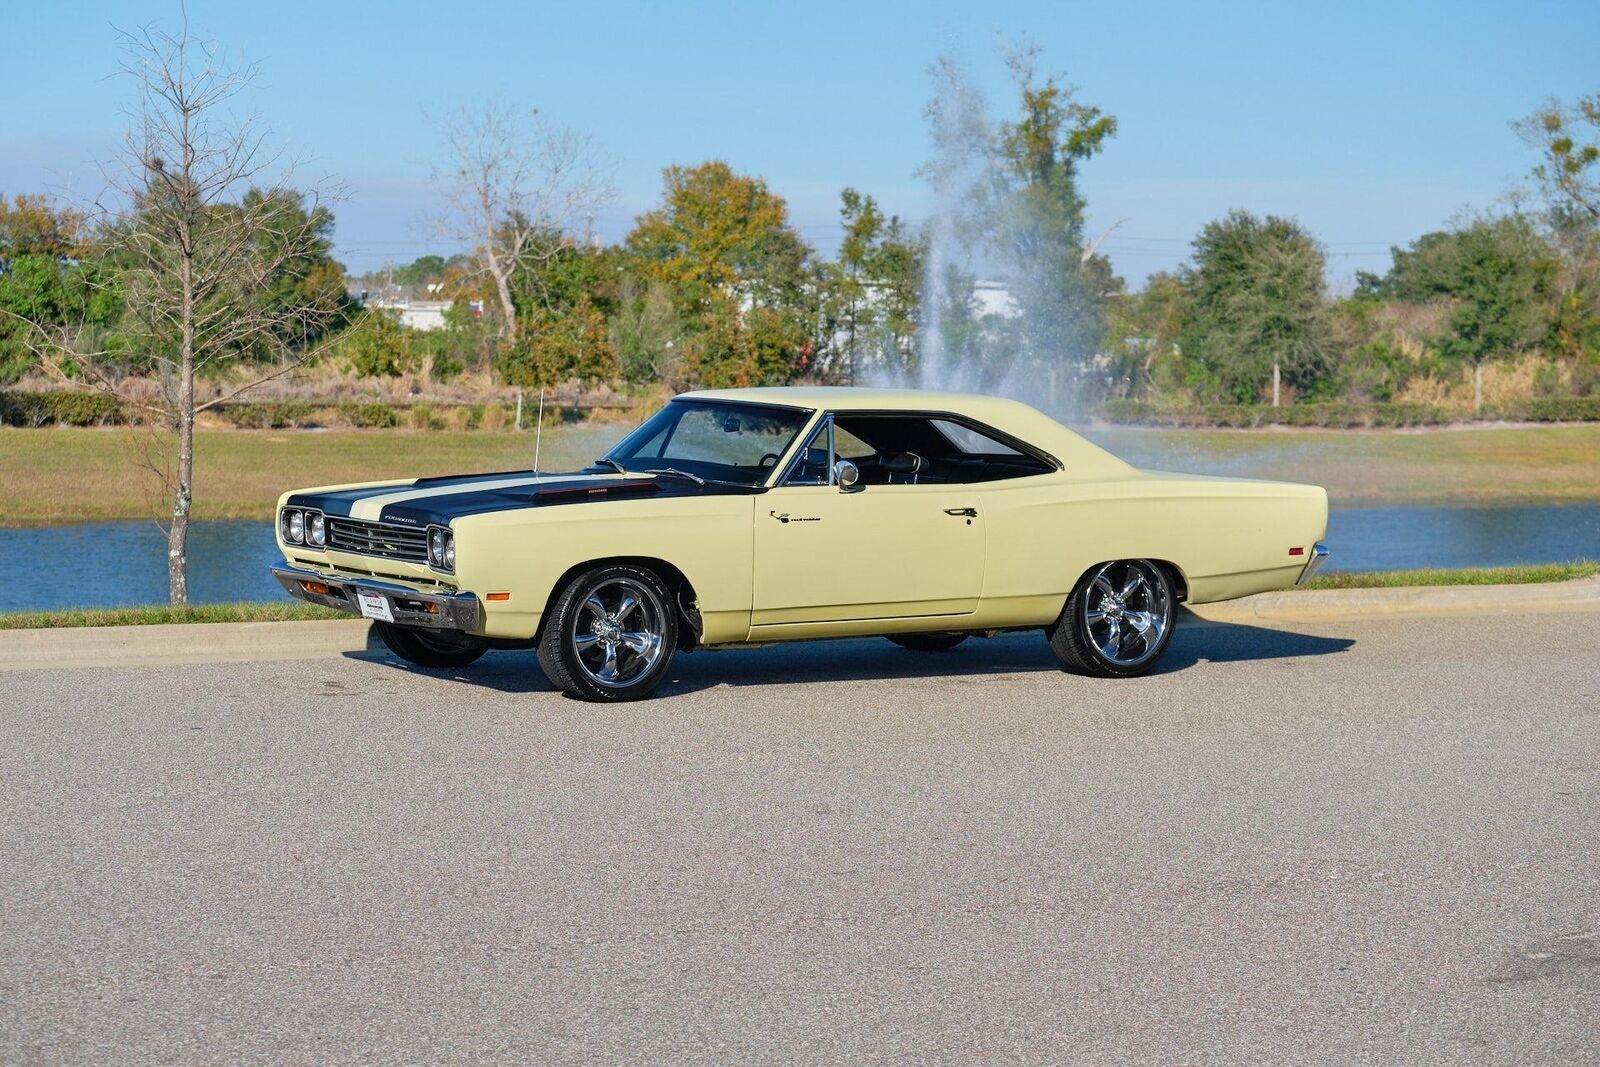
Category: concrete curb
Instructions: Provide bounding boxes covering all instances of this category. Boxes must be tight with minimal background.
[2,579,1597,671]
[0,619,375,672]
[1187,576,1600,625]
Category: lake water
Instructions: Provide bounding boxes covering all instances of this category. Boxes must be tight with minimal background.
[1,504,1597,613]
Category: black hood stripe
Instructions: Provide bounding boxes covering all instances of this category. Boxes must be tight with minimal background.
[288,470,762,527]
[286,470,549,517]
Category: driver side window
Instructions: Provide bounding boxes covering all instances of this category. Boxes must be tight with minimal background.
[782,420,872,486]
[785,424,833,486]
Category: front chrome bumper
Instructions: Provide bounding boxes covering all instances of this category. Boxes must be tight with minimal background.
[270,562,481,631]
[1295,541,1330,586]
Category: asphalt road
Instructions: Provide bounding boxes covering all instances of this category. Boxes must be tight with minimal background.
[2,612,1597,1065]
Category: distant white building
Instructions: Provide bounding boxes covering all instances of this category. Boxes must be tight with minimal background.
[972,280,1019,319]
[366,298,451,332]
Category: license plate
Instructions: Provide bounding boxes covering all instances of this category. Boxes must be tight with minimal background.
[356,590,394,623]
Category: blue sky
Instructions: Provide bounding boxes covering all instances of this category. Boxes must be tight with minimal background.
[4,1,1597,287]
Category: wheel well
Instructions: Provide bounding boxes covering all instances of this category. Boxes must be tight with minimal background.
[1075,558,1189,603]
[1152,560,1189,602]
[536,556,703,648]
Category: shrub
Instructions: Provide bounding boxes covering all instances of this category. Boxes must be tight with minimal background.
[1572,361,1600,398]
[1498,396,1600,422]
[41,391,125,426]
[408,403,445,431]
[0,389,125,427]
[426,349,465,382]
[337,401,399,428]
[219,400,317,429]
[1096,400,1456,428]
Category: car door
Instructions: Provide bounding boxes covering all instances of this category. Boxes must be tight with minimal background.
[750,417,985,628]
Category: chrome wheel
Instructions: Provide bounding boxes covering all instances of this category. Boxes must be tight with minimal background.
[571,576,668,689]
[1082,560,1172,669]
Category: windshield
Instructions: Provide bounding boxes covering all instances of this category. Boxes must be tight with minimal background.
[600,400,813,485]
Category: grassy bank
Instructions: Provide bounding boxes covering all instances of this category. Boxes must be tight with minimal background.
[3,563,1594,629]
[1086,424,1600,506]
[1,422,1597,526]
[0,425,626,526]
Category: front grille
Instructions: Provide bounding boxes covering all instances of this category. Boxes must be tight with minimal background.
[324,517,429,564]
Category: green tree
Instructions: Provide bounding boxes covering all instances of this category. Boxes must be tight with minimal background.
[823,189,925,383]
[610,275,682,385]
[341,308,416,378]
[1181,211,1332,404]
[627,161,817,387]
[829,188,883,383]
[0,195,119,383]
[1101,272,1190,399]
[984,45,1118,391]
[239,187,355,359]
[1364,216,1557,411]
[1516,94,1600,371]
[1517,94,1600,232]
[499,295,618,390]
[871,216,926,376]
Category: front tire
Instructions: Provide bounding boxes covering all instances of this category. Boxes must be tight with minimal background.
[537,564,678,702]
[374,622,487,669]
[1048,560,1175,678]
[887,633,968,652]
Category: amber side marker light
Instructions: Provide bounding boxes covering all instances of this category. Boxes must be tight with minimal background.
[300,580,331,596]
[1288,547,1305,557]
[486,592,511,602]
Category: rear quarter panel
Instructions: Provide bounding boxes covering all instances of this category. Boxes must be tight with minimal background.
[979,471,1329,620]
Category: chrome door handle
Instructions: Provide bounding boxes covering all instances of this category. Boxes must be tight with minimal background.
[943,507,977,518]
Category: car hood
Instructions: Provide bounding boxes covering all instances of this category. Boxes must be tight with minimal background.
[286,469,758,527]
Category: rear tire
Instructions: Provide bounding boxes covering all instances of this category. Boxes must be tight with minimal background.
[887,633,968,652]
[1048,560,1175,678]
[537,564,678,702]
[374,622,487,669]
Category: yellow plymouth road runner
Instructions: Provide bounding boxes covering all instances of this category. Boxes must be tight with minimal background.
[272,387,1329,701]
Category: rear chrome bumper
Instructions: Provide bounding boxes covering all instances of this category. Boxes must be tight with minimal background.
[270,562,481,631]
[1295,541,1330,586]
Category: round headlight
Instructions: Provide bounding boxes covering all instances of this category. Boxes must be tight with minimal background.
[429,528,444,564]
[285,509,304,544]
[444,537,455,570]
[307,513,325,546]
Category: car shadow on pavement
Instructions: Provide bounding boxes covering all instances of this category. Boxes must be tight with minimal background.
[1155,614,1355,672]
[346,613,1355,698]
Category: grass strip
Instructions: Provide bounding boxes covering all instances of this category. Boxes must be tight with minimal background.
[0,600,347,630]
[1303,561,1600,589]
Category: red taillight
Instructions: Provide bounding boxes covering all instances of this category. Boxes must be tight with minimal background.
[1288,546,1305,557]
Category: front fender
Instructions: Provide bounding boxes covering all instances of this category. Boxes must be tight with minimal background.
[451,496,756,641]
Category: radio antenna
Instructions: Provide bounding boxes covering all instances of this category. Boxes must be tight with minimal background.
[533,389,545,473]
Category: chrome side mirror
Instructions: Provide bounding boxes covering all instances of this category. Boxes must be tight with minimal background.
[833,459,860,491]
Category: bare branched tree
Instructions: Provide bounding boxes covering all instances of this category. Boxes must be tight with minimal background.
[437,104,613,338]
[13,11,345,603]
